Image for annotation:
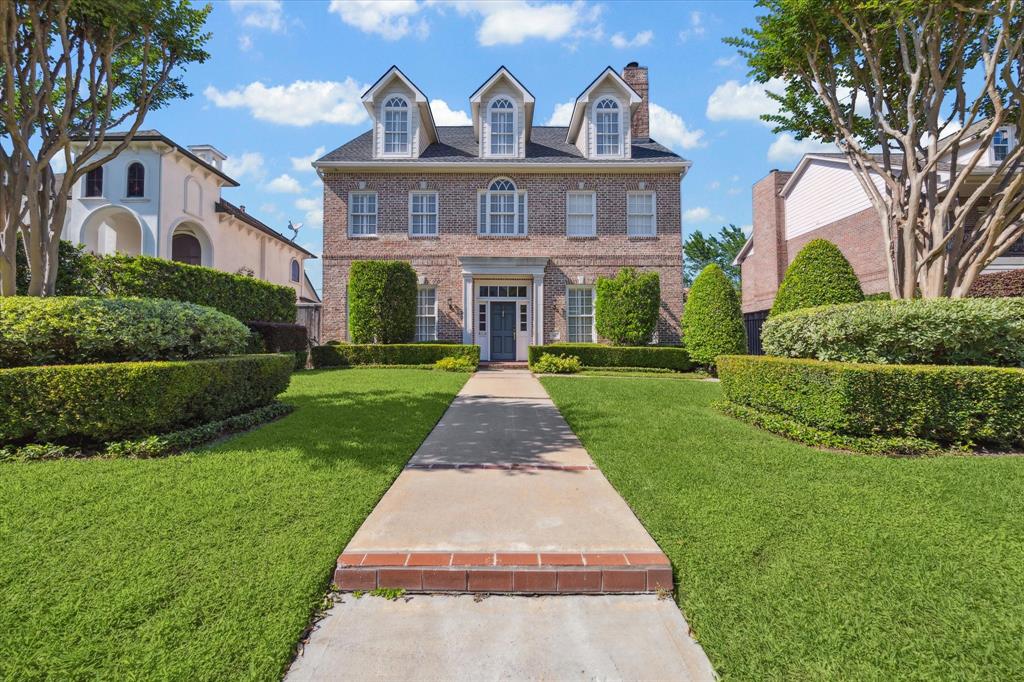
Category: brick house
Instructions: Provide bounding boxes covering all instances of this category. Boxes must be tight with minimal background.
[314,64,690,361]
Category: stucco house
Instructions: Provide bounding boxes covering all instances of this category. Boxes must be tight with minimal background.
[64,131,321,309]
[314,64,690,362]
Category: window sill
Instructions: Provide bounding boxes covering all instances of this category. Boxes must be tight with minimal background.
[348,234,379,239]
[566,235,598,240]
[477,234,528,239]
[409,233,440,239]
[627,235,659,240]
[120,197,148,203]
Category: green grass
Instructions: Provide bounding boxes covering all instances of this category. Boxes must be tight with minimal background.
[542,375,1024,681]
[0,368,466,680]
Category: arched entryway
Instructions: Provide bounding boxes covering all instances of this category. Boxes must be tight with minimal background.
[80,206,144,256]
[168,220,214,268]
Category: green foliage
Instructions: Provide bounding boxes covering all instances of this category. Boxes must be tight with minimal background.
[348,261,418,343]
[90,254,296,323]
[528,343,692,372]
[311,343,479,368]
[0,354,293,447]
[770,240,864,316]
[247,321,309,370]
[594,268,660,345]
[15,239,96,296]
[532,353,583,374]
[717,354,1024,449]
[433,356,477,372]
[683,224,747,286]
[969,269,1024,298]
[0,296,250,368]
[761,297,1024,366]
[681,264,746,369]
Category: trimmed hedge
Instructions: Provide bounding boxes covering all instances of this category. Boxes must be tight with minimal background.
[969,268,1024,298]
[348,260,418,343]
[247,321,309,370]
[771,239,864,316]
[718,354,1024,449]
[761,297,1024,366]
[681,264,746,369]
[311,343,479,368]
[0,354,293,447]
[595,268,660,345]
[527,343,692,371]
[0,296,250,368]
[91,254,296,323]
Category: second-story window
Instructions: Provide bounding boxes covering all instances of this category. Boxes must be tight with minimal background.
[84,166,103,197]
[595,98,621,156]
[383,96,409,154]
[627,191,657,237]
[290,258,301,283]
[349,191,378,236]
[489,98,515,156]
[409,191,438,236]
[479,178,527,236]
[566,191,596,237]
[993,128,1011,162]
[126,162,145,198]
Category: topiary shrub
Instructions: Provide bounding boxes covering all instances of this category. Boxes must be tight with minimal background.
[0,296,251,368]
[433,356,477,372]
[761,297,1024,366]
[527,344,691,372]
[595,268,660,345]
[532,353,582,374]
[348,260,417,343]
[969,268,1024,298]
[771,239,864,316]
[311,343,479,368]
[681,264,746,370]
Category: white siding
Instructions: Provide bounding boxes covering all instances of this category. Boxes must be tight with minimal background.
[784,160,884,240]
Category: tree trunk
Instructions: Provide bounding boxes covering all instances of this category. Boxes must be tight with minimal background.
[0,251,14,296]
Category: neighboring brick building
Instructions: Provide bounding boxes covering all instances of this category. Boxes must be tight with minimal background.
[314,64,690,361]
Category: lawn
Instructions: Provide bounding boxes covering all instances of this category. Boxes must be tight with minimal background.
[0,368,467,680]
[542,375,1024,681]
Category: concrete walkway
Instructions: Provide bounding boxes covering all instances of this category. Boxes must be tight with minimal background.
[287,369,714,681]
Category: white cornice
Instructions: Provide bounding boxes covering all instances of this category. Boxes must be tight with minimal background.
[314,160,690,174]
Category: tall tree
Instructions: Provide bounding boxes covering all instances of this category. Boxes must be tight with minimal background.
[729,0,1024,298]
[683,224,747,286]
[0,0,211,296]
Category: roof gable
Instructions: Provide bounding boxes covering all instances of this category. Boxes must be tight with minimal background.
[361,65,437,143]
[566,67,643,144]
[469,66,535,140]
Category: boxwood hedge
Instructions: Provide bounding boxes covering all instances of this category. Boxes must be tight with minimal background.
[348,260,418,343]
[595,268,660,345]
[681,264,745,369]
[717,355,1024,449]
[0,296,251,368]
[310,343,479,368]
[0,354,293,447]
[527,343,691,371]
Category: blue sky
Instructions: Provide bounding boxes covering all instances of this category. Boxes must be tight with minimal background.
[139,0,834,293]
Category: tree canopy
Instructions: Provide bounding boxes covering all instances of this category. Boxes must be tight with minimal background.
[683,224,747,287]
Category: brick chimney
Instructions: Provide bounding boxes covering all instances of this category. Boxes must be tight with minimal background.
[621,62,649,141]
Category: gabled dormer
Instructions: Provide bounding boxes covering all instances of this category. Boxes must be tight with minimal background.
[362,66,437,159]
[565,64,647,160]
[470,67,535,159]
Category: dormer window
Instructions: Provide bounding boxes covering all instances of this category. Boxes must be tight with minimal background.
[479,178,527,236]
[489,98,516,156]
[993,128,1011,162]
[595,98,621,156]
[383,96,410,154]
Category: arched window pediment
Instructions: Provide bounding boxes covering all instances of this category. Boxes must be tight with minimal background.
[594,96,622,156]
[488,98,516,156]
[383,94,411,155]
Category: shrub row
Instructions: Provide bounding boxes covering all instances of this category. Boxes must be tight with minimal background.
[311,343,480,368]
[0,354,293,447]
[969,268,1024,298]
[0,297,250,368]
[717,355,1024,449]
[247,321,309,370]
[532,353,583,374]
[761,297,1024,366]
[527,344,692,371]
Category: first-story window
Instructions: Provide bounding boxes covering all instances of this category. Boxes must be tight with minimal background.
[627,191,656,237]
[567,286,595,343]
[409,191,438,236]
[416,287,437,341]
[566,191,596,236]
[349,192,378,236]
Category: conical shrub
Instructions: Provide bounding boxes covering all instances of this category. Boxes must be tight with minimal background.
[771,239,864,316]
[682,264,746,369]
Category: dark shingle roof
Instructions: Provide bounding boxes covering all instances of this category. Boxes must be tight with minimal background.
[317,126,686,165]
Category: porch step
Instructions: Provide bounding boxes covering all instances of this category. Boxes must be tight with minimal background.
[479,361,529,370]
[334,551,673,595]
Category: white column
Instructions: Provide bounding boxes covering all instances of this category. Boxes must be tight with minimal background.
[462,273,473,344]
[532,274,544,345]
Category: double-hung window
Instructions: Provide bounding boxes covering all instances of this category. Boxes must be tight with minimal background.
[993,128,1012,162]
[489,98,515,156]
[478,178,527,235]
[409,191,438,236]
[567,286,595,343]
[627,191,656,237]
[349,192,378,236]
[383,96,409,154]
[595,98,621,156]
[566,191,596,237]
[416,287,437,341]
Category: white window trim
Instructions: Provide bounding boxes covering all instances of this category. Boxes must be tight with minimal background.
[593,97,623,158]
[566,285,596,343]
[381,94,411,157]
[408,190,439,237]
[990,125,1016,165]
[478,179,528,237]
[565,190,596,237]
[487,97,518,158]
[348,191,379,237]
[416,286,438,341]
[627,190,657,237]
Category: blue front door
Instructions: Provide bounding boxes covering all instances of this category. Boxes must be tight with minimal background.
[490,302,516,360]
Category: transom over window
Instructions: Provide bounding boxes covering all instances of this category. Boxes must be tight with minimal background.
[489,98,515,156]
[349,192,378,236]
[627,191,656,237]
[416,287,437,341]
[409,191,438,236]
[595,98,621,156]
[567,286,595,343]
[479,178,527,235]
[383,96,409,154]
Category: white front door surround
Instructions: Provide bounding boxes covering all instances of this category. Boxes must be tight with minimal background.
[459,256,547,361]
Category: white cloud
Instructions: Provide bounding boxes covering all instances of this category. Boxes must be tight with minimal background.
[295,197,324,229]
[650,103,705,150]
[610,29,652,49]
[328,0,427,40]
[267,174,303,193]
[295,197,320,212]
[453,1,602,47]
[229,0,285,32]
[238,35,253,51]
[290,146,327,172]
[223,152,265,180]
[545,101,574,126]
[767,133,838,162]
[707,180,720,190]
[740,223,753,236]
[683,206,711,223]
[706,77,786,123]
[204,79,368,126]
[714,54,739,67]
[678,10,705,41]
[430,99,472,125]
